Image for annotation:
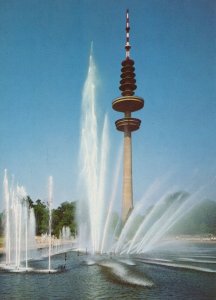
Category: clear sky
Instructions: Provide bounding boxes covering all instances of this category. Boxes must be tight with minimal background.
[0,0,215,209]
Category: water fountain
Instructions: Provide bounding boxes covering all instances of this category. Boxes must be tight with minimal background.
[1,172,69,273]
[1,169,37,272]
[77,47,110,254]
[77,76,209,254]
[77,11,215,259]
[76,51,216,290]
[48,176,53,273]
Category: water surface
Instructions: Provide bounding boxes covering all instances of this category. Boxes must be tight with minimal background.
[0,242,215,300]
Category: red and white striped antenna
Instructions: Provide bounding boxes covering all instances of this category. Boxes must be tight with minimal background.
[125,9,131,58]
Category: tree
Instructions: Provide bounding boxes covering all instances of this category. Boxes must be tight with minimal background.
[33,199,49,235]
[52,201,76,237]
[26,195,34,208]
[0,212,4,236]
[168,199,216,235]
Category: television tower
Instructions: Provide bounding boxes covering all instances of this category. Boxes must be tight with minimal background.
[112,10,144,223]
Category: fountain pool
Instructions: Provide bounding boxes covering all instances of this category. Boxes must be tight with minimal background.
[0,242,216,299]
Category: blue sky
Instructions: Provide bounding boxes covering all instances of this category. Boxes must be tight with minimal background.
[0,0,215,209]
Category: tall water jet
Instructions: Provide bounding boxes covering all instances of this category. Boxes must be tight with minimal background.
[60,226,71,240]
[2,170,36,270]
[100,146,122,254]
[78,46,109,254]
[3,169,10,265]
[48,176,53,273]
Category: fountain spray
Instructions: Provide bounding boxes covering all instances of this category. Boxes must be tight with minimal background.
[48,176,53,273]
[3,169,11,265]
[78,45,110,254]
[2,170,36,270]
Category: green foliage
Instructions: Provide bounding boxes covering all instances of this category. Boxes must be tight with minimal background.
[0,212,4,236]
[33,199,49,235]
[0,196,77,238]
[52,202,76,237]
[26,197,76,237]
[0,237,3,248]
[26,196,34,208]
[169,199,216,235]
[137,192,216,237]
[1,192,215,239]
[133,192,190,236]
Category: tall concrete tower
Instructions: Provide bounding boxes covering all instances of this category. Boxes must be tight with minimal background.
[112,10,144,223]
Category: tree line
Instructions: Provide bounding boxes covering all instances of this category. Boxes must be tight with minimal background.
[31,197,76,237]
[0,197,76,238]
[0,192,216,238]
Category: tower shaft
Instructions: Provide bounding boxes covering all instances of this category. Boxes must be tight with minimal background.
[122,130,133,222]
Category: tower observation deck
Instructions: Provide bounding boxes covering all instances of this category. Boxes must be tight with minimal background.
[112,10,144,223]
